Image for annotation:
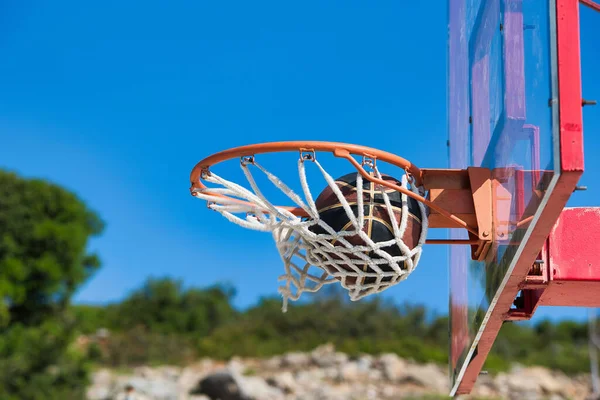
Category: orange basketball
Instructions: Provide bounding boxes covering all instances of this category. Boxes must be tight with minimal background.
[308,172,423,287]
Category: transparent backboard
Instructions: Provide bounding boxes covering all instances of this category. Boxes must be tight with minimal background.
[448,0,558,390]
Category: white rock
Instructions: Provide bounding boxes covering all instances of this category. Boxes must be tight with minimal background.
[312,343,335,356]
[378,353,406,382]
[296,367,326,382]
[311,344,348,368]
[281,352,311,369]
[337,361,360,381]
[266,371,297,393]
[157,366,182,381]
[118,376,180,400]
[178,365,209,394]
[526,367,571,396]
[86,369,114,400]
[495,371,541,399]
[315,352,349,368]
[114,391,152,400]
[133,366,156,379]
[264,355,283,370]
[238,375,285,400]
[401,363,447,393]
[227,357,246,375]
[187,396,211,400]
[368,369,383,381]
[356,355,373,372]
[323,366,338,380]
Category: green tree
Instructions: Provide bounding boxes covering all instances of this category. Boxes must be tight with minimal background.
[109,277,237,335]
[0,170,104,399]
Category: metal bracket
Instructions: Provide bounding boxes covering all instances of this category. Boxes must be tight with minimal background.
[421,168,494,259]
[467,167,493,261]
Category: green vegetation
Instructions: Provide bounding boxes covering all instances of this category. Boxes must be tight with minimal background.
[0,170,104,399]
[73,278,595,376]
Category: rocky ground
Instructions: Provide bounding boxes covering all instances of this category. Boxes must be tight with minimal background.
[87,344,598,400]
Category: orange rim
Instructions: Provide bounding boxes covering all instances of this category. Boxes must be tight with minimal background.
[190,141,479,236]
[190,141,422,186]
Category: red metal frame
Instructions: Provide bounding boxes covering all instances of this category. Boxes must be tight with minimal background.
[453,0,585,394]
[539,208,600,307]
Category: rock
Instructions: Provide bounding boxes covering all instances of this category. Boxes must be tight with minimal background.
[113,384,153,400]
[133,366,156,379]
[493,366,582,400]
[471,373,498,398]
[296,385,345,400]
[157,366,182,382]
[311,344,348,368]
[281,352,311,369]
[368,369,383,381]
[266,371,297,393]
[495,370,542,399]
[337,361,360,381]
[264,355,283,370]
[179,365,209,394]
[227,357,246,375]
[115,376,180,400]
[377,353,406,382]
[86,369,114,400]
[316,352,348,368]
[530,367,570,395]
[191,371,248,400]
[238,375,285,400]
[400,363,447,393]
[356,355,373,372]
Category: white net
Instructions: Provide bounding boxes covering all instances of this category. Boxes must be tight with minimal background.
[192,154,428,311]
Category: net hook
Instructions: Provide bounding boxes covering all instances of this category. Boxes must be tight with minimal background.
[362,154,377,170]
[241,156,255,166]
[299,148,316,163]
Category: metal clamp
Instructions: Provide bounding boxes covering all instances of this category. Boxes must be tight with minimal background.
[299,148,316,162]
[361,154,377,170]
[241,156,255,166]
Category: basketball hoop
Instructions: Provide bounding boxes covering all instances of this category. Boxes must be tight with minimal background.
[190,141,486,310]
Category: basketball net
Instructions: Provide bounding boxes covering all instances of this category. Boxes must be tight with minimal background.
[192,155,428,311]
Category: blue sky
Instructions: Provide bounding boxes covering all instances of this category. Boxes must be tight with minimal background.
[0,2,598,322]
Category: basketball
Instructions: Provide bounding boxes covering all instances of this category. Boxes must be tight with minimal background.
[308,172,423,288]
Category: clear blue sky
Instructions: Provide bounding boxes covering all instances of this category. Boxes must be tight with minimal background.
[0,2,598,322]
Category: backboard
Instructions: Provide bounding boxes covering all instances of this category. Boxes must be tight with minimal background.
[448,0,584,395]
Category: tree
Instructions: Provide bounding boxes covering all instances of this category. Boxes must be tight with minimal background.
[0,170,104,399]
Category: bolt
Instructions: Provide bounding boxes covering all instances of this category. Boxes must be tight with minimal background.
[482,231,489,237]
[582,99,597,107]
[534,259,544,265]
[574,186,588,192]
